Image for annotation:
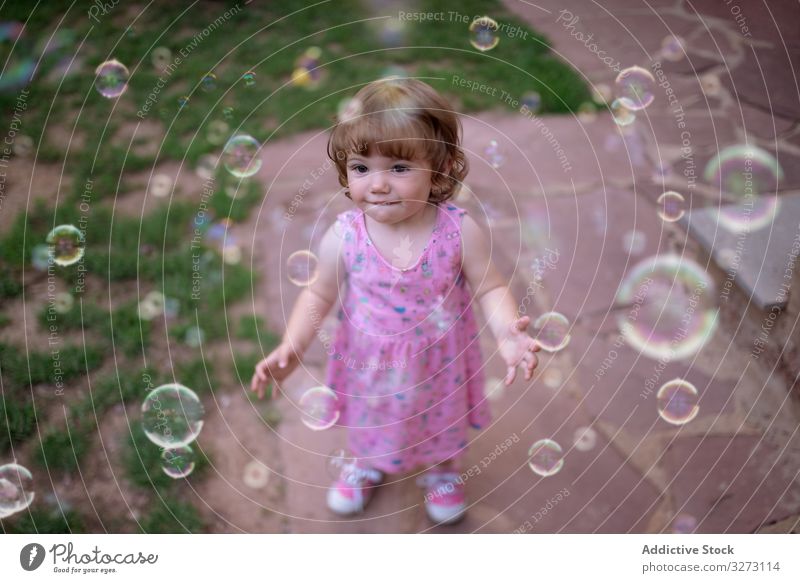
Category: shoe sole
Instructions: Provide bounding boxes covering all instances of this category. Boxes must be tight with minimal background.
[426,503,466,525]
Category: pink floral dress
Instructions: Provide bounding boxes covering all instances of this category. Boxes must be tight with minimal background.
[324,203,491,474]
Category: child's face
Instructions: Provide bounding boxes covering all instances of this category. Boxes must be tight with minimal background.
[346,152,434,225]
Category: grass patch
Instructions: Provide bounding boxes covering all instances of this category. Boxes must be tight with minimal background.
[2,507,87,534]
[138,495,204,534]
[122,421,210,490]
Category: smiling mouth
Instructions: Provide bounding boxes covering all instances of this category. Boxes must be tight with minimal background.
[373,201,400,206]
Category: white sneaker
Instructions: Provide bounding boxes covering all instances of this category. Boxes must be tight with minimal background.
[417,470,466,525]
[327,464,384,515]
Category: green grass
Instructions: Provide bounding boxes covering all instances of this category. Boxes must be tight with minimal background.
[122,420,210,490]
[139,495,205,534]
[2,507,87,534]
[34,426,91,473]
[0,393,37,453]
[175,356,217,394]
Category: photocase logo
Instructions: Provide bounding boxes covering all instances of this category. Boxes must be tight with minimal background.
[20,543,46,571]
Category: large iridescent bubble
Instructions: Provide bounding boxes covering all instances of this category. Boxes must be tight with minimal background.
[703,144,782,201]
[704,145,783,232]
[299,386,340,431]
[46,225,85,266]
[222,134,262,178]
[615,255,718,361]
[0,463,34,517]
[94,59,129,98]
[527,439,564,477]
[614,66,655,111]
[142,384,205,448]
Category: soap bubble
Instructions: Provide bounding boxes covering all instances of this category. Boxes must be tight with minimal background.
[577,102,597,123]
[657,379,699,425]
[243,460,271,489]
[573,426,597,452]
[671,513,697,533]
[657,191,685,222]
[483,377,506,401]
[337,97,362,123]
[376,18,407,47]
[222,134,262,178]
[201,73,217,91]
[94,59,129,98]
[533,312,571,352]
[150,174,172,198]
[611,98,636,126]
[469,16,499,51]
[703,144,782,202]
[614,66,655,111]
[700,73,721,96]
[32,244,50,271]
[164,297,180,319]
[138,290,166,320]
[161,445,196,479]
[142,383,205,448]
[53,292,74,314]
[299,386,340,431]
[242,71,256,86]
[660,35,685,61]
[719,197,780,233]
[178,96,189,108]
[184,326,205,348]
[623,229,647,255]
[483,139,506,169]
[592,83,612,105]
[286,250,319,286]
[542,368,563,389]
[615,255,718,361]
[0,463,34,517]
[222,106,234,120]
[528,439,564,477]
[326,448,358,480]
[46,225,85,266]
[206,120,229,145]
[151,47,172,70]
[521,91,541,113]
[196,154,218,180]
[12,134,34,156]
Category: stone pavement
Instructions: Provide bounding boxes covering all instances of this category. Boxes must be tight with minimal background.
[200,0,800,532]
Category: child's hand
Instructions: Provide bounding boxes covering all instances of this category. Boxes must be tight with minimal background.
[250,342,302,400]
[497,315,541,386]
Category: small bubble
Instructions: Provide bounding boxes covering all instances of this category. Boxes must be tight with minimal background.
[94,59,129,99]
[469,16,499,52]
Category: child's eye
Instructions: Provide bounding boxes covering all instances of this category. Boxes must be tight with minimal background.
[392,164,410,173]
[349,164,368,174]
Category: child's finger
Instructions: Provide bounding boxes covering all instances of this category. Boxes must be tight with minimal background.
[505,365,516,386]
[255,360,268,382]
[514,316,531,331]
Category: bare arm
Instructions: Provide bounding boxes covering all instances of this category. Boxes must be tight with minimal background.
[283,221,346,352]
[460,213,518,340]
[461,213,540,385]
[251,221,345,398]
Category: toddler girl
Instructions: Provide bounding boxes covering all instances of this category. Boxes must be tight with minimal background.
[251,78,540,525]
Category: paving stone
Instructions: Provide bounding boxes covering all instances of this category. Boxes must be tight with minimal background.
[679,193,800,311]
[661,435,800,533]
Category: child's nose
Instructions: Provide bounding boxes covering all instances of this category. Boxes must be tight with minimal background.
[370,170,390,192]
